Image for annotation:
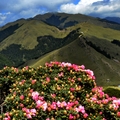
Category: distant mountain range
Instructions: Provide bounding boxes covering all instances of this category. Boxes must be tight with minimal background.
[104,17,120,24]
[0,13,120,87]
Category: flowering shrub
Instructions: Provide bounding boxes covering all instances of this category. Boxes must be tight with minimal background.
[0,61,120,120]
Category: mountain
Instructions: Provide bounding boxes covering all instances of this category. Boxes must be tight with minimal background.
[0,13,120,86]
[104,17,120,24]
[34,13,120,30]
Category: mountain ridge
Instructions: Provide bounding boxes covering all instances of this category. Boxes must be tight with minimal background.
[104,17,120,24]
[33,13,120,30]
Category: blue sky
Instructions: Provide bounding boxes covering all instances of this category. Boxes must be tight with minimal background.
[0,0,120,26]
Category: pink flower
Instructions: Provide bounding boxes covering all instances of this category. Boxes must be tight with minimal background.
[61,62,72,67]
[30,109,36,116]
[84,69,95,79]
[92,76,96,80]
[20,103,24,108]
[85,69,94,76]
[83,113,88,118]
[113,99,120,105]
[36,100,44,109]
[69,114,74,120]
[46,77,50,82]
[78,105,85,114]
[58,72,64,77]
[102,118,106,120]
[99,111,103,115]
[26,114,32,119]
[20,95,24,100]
[70,88,75,92]
[66,102,74,110]
[3,117,10,120]
[117,112,120,117]
[31,79,36,84]
[5,112,10,116]
[32,91,39,101]
[74,107,80,113]
[61,101,67,107]
[22,107,27,112]
[57,101,61,108]
[91,97,97,101]
[22,108,37,119]
[74,100,79,105]
[54,77,58,81]
[51,94,56,99]
[38,96,44,100]
[50,102,57,110]
[57,101,67,108]
[4,112,11,120]
[102,99,109,104]
[74,105,86,114]
[112,103,119,111]
[13,92,16,95]
[21,80,25,84]
[99,91,104,98]
[25,66,29,70]
[46,118,50,120]
[80,65,85,69]
[25,108,30,114]
[29,89,33,93]
[72,64,79,71]
[42,102,48,111]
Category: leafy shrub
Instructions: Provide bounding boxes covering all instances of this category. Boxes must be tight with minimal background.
[0,61,120,120]
[104,86,120,98]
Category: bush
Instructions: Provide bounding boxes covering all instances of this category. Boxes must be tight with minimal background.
[104,86,120,98]
[0,61,120,120]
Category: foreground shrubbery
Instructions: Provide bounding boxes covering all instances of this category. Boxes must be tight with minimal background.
[0,61,120,120]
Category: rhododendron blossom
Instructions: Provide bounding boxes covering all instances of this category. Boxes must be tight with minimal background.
[1,61,120,120]
[32,91,39,101]
[20,95,24,100]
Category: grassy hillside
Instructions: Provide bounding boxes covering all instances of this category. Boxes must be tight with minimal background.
[26,23,120,86]
[0,20,70,50]
[34,13,120,30]
[0,28,80,67]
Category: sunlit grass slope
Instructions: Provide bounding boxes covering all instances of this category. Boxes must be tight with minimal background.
[27,23,120,86]
[0,20,70,50]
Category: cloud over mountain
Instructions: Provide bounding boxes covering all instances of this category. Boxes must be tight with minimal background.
[0,0,120,26]
[60,0,120,18]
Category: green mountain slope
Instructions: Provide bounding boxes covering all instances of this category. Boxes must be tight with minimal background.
[0,13,120,87]
[34,13,120,30]
[25,23,120,86]
[27,36,120,87]
[0,19,70,50]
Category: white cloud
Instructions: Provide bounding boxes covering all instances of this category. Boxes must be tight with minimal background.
[0,0,73,26]
[0,0,73,12]
[0,0,120,26]
[0,12,11,26]
[60,0,120,18]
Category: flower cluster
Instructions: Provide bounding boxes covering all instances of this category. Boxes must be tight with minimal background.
[0,61,120,119]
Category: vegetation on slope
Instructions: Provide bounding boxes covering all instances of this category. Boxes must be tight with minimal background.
[104,86,120,98]
[0,28,80,68]
[1,62,120,119]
